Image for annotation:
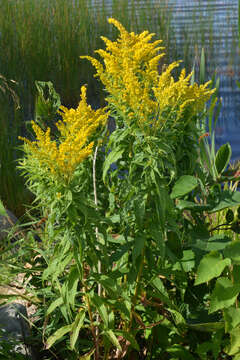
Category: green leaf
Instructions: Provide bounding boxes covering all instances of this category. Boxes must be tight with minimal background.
[209,190,240,213]
[176,200,211,212]
[46,324,72,349]
[209,278,240,313]
[215,143,232,175]
[67,266,80,309]
[188,322,224,332]
[0,200,6,216]
[224,307,240,332]
[191,234,232,252]
[104,330,122,350]
[227,326,240,356]
[91,294,108,327]
[167,344,195,360]
[46,297,64,316]
[132,235,145,265]
[103,148,124,183]
[70,310,85,350]
[151,277,176,309]
[78,347,95,360]
[133,196,146,227]
[115,330,139,351]
[170,175,198,199]
[224,241,240,264]
[195,252,231,285]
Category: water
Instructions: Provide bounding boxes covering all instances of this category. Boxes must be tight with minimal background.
[91,0,240,162]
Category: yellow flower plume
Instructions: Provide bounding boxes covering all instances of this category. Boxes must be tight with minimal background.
[20,86,108,182]
[81,18,215,133]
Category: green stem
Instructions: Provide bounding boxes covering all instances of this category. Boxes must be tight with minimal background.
[128,247,145,331]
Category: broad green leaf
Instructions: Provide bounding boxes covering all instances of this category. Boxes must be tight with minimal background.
[195,252,231,285]
[224,241,240,264]
[0,200,6,216]
[46,324,72,349]
[173,250,195,272]
[209,278,240,313]
[132,235,145,265]
[192,234,232,252]
[46,297,63,316]
[70,310,85,350]
[103,148,124,182]
[91,294,108,327]
[227,326,240,356]
[215,143,232,175]
[170,175,198,199]
[209,190,240,213]
[224,307,240,332]
[104,330,121,350]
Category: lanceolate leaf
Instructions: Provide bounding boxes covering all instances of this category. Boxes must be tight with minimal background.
[91,294,108,327]
[195,252,231,285]
[70,310,85,350]
[215,143,232,175]
[170,175,198,199]
[46,324,72,349]
[104,330,122,350]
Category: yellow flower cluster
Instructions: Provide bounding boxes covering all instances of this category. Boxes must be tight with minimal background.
[82,18,215,133]
[20,86,108,182]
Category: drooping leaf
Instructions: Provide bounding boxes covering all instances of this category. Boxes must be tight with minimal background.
[215,143,232,175]
[70,310,85,350]
[170,175,198,199]
[91,294,108,327]
[46,324,72,349]
[195,252,231,285]
[104,330,122,350]
[209,278,240,314]
[67,266,80,310]
[46,297,64,316]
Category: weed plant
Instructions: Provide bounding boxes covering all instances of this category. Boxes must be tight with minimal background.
[2,18,240,359]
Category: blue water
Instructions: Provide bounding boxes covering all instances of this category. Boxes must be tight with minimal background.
[91,0,240,162]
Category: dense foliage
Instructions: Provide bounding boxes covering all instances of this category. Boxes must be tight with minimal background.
[2,18,240,360]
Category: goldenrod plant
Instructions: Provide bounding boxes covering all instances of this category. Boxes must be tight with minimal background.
[11,19,240,359]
